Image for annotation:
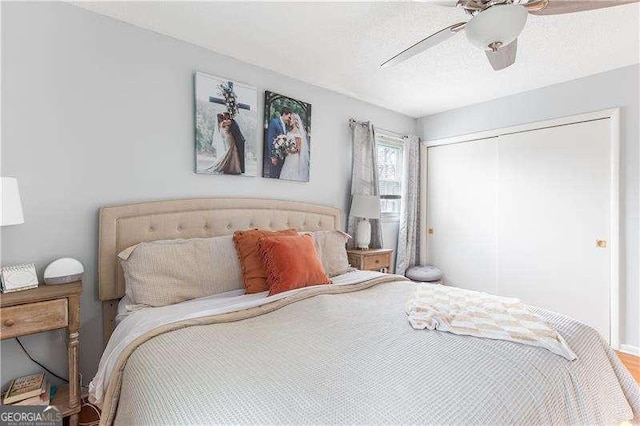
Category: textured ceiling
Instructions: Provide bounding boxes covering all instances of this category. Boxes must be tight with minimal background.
[72,1,639,117]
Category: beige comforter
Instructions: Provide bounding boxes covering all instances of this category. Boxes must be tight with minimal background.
[100,276,640,425]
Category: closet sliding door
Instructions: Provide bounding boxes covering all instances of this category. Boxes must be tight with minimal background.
[426,138,498,294]
[496,119,611,339]
[426,118,613,341]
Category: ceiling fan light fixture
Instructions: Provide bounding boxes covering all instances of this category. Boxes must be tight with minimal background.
[465,4,528,51]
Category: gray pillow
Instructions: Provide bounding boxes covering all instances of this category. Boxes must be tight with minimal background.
[301,230,354,277]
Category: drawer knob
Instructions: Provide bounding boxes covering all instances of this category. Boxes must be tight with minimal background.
[4,319,15,327]
[375,259,380,263]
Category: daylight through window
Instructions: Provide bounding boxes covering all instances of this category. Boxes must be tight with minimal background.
[376,133,404,220]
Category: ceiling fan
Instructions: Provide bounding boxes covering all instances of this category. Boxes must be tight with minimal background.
[381,0,639,71]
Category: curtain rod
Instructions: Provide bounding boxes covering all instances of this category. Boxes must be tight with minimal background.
[349,118,406,139]
[377,127,406,139]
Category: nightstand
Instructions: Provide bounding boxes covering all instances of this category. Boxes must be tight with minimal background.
[0,281,82,426]
[347,248,394,273]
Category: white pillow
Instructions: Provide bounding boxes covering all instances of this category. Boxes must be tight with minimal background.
[118,235,243,307]
[302,230,354,277]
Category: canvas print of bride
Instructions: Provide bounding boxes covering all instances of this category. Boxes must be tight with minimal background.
[262,91,312,182]
[195,72,258,176]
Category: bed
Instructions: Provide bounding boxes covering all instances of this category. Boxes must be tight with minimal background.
[91,198,640,425]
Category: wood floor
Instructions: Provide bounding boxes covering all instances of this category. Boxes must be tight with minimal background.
[617,351,640,384]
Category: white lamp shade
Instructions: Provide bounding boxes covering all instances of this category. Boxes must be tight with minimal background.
[1,177,24,226]
[349,194,381,219]
[465,4,528,51]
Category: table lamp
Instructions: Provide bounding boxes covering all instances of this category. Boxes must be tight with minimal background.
[1,177,24,227]
[349,194,381,250]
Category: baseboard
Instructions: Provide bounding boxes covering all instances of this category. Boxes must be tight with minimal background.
[619,344,640,356]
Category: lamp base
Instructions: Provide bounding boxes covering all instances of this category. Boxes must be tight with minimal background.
[355,218,371,250]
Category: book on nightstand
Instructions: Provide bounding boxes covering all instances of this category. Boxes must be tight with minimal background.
[2,372,46,405]
[13,382,51,406]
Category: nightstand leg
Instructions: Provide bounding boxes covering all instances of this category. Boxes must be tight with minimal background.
[69,413,79,426]
[68,295,81,424]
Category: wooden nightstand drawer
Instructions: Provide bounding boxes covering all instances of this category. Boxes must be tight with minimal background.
[347,248,394,272]
[363,253,390,270]
[1,299,68,339]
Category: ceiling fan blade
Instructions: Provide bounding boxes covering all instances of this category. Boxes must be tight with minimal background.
[529,0,639,15]
[485,39,518,71]
[381,22,466,68]
[525,0,550,12]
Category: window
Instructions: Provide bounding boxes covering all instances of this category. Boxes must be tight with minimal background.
[376,133,404,220]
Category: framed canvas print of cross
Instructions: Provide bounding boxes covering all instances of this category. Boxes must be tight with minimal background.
[195,71,258,176]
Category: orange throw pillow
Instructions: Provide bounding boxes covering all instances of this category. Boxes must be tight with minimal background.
[258,234,331,296]
[233,228,298,293]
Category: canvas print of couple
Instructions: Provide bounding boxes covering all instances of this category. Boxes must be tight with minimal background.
[195,72,258,176]
[263,91,311,182]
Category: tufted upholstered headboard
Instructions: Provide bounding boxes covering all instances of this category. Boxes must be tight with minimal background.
[98,197,341,344]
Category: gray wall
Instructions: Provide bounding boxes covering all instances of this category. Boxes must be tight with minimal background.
[0,2,417,387]
[418,64,640,349]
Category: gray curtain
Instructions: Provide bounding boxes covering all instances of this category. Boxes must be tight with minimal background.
[395,134,421,275]
[347,119,383,249]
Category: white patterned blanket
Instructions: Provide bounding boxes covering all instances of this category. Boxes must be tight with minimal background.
[406,284,577,360]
